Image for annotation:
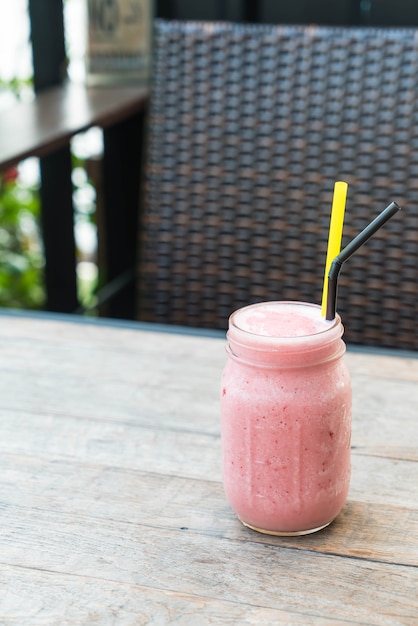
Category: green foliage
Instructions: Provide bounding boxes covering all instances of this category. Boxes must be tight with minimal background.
[0,77,32,95]
[0,76,45,309]
[0,168,45,309]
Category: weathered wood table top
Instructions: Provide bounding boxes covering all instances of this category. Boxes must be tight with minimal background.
[0,313,416,625]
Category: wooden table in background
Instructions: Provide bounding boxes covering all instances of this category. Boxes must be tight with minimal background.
[0,313,416,624]
[0,83,148,316]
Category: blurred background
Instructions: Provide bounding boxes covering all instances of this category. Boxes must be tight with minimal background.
[0,0,416,313]
[0,0,97,311]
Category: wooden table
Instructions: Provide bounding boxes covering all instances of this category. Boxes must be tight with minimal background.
[0,83,148,170]
[0,312,417,624]
[0,83,148,316]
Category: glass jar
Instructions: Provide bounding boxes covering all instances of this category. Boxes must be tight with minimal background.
[220,301,352,536]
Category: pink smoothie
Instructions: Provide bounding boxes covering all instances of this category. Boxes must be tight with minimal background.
[221,301,351,535]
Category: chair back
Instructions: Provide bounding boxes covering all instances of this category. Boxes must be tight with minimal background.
[138,20,418,349]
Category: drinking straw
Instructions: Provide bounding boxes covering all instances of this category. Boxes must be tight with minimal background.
[325,201,402,321]
[321,182,348,317]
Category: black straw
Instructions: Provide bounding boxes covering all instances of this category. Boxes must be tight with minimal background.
[326,201,402,321]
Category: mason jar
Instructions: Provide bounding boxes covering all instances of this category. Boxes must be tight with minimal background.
[220,301,352,536]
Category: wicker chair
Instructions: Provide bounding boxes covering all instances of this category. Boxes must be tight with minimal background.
[137,20,418,350]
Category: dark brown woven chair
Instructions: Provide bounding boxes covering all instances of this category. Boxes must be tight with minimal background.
[137,20,418,350]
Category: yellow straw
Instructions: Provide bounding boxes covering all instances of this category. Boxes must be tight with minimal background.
[321,181,348,317]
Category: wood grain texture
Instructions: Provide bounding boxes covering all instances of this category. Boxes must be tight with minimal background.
[0,315,416,625]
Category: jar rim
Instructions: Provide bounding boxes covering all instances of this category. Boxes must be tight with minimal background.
[227,301,345,367]
[229,301,341,342]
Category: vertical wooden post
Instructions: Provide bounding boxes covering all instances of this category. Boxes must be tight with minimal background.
[28,0,78,313]
[101,111,145,319]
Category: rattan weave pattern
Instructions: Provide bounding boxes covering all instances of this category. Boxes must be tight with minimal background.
[138,21,418,349]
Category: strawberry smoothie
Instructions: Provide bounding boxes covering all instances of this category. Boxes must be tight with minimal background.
[221,301,352,535]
